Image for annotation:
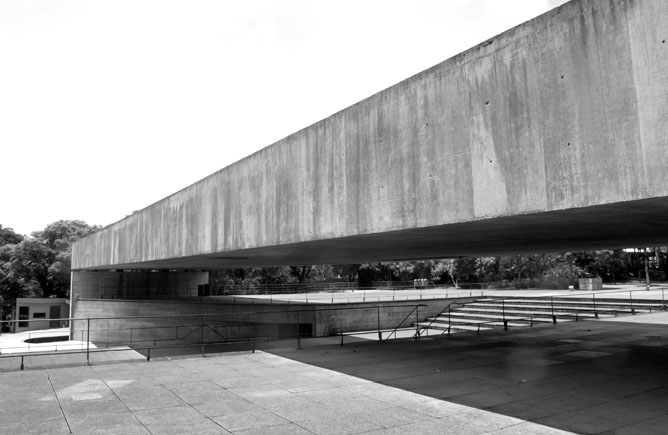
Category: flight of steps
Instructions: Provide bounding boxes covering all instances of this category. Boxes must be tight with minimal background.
[417,296,667,336]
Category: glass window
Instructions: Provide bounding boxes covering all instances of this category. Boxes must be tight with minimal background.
[18,306,29,327]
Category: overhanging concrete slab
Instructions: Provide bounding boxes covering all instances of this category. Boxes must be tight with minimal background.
[80,197,668,270]
[73,0,668,270]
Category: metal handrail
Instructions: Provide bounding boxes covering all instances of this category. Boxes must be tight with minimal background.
[416,288,668,337]
[413,301,468,338]
[1,303,437,369]
[384,304,427,341]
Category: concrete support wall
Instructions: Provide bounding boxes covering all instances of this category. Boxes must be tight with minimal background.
[71,270,209,300]
[71,298,453,345]
[72,0,668,270]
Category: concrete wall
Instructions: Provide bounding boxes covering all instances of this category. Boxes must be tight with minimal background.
[71,270,209,300]
[72,0,668,269]
[71,298,454,345]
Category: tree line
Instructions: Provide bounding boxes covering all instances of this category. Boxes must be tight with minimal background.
[209,249,665,295]
[0,221,100,321]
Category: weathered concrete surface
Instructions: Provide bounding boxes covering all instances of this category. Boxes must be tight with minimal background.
[73,0,668,270]
[71,270,209,300]
[70,298,452,343]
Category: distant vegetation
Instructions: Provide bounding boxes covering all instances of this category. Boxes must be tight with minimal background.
[209,249,666,294]
[0,221,100,321]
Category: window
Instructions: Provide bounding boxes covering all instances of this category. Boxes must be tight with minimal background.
[33,313,46,318]
[18,306,29,327]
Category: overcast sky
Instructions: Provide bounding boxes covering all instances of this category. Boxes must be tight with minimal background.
[1,0,569,236]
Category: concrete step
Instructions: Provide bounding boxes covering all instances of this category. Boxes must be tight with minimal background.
[418,319,529,329]
[414,296,664,337]
[426,313,555,323]
[469,302,636,311]
[475,298,664,309]
[417,323,494,333]
[453,308,599,319]
[457,306,649,317]
[465,303,598,312]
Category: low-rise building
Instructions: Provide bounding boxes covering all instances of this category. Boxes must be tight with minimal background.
[13,298,69,333]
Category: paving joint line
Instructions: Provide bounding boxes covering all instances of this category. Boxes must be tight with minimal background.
[160,382,230,431]
[208,370,321,433]
[91,366,151,433]
[46,370,73,434]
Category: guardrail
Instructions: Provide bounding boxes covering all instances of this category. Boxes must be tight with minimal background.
[91,287,487,305]
[0,303,432,371]
[413,286,668,338]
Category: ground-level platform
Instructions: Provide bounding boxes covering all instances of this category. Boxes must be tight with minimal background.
[2,311,668,434]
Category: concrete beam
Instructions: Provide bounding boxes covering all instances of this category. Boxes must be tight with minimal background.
[73,0,668,270]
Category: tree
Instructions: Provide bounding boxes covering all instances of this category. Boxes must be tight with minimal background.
[474,257,499,281]
[433,258,476,288]
[290,266,313,283]
[387,261,417,282]
[0,220,99,320]
[332,264,361,282]
[595,250,626,284]
[32,220,101,252]
[6,239,55,297]
[0,225,23,246]
[0,243,37,321]
[34,220,101,297]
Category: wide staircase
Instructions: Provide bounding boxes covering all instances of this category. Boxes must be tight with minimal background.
[416,295,667,336]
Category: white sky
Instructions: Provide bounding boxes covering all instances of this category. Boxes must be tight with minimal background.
[1,0,568,236]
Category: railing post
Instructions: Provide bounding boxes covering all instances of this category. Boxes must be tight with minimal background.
[551,297,557,324]
[448,306,451,335]
[201,315,205,357]
[86,318,90,365]
[593,293,598,319]
[20,355,24,371]
[147,348,151,362]
[630,291,635,315]
[415,306,420,339]
[296,311,302,350]
[377,306,381,342]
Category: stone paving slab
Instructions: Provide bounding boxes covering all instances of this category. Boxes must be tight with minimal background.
[263,314,668,435]
[0,350,576,435]
[2,311,668,434]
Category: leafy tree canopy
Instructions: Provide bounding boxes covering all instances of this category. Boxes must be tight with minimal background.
[0,220,100,320]
[0,225,23,246]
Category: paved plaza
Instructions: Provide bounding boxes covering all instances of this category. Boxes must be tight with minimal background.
[2,309,668,434]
